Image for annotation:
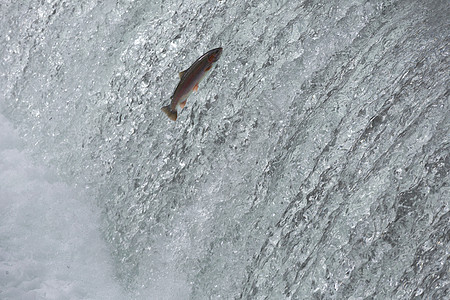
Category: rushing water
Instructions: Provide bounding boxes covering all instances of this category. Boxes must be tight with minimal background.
[1,0,448,299]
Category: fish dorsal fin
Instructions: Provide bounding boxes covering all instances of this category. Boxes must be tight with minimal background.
[179,70,187,79]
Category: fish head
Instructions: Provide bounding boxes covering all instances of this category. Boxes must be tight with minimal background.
[207,47,223,63]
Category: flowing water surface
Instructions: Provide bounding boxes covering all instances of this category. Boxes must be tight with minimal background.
[1,0,449,299]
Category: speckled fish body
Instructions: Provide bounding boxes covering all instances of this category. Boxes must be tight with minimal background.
[161,47,223,121]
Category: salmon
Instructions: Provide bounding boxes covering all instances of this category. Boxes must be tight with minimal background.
[161,47,223,121]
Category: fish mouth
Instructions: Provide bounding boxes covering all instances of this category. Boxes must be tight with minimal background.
[210,47,223,62]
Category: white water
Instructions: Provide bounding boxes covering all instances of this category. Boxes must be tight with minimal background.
[0,113,125,299]
[1,0,449,299]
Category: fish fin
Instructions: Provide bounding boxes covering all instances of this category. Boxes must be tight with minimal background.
[179,70,187,79]
[205,65,212,71]
[161,105,177,121]
[180,100,187,109]
[193,83,199,92]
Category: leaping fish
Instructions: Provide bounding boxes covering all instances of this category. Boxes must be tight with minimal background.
[161,47,223,121]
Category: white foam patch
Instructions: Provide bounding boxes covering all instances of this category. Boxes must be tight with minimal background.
[0,113,125,300]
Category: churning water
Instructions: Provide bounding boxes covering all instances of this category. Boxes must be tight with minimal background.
[1,0,448,299]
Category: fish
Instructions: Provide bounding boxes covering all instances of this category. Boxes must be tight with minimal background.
[161,47,223,121]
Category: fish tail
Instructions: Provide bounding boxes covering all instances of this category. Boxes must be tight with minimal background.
[161,105,177,121]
